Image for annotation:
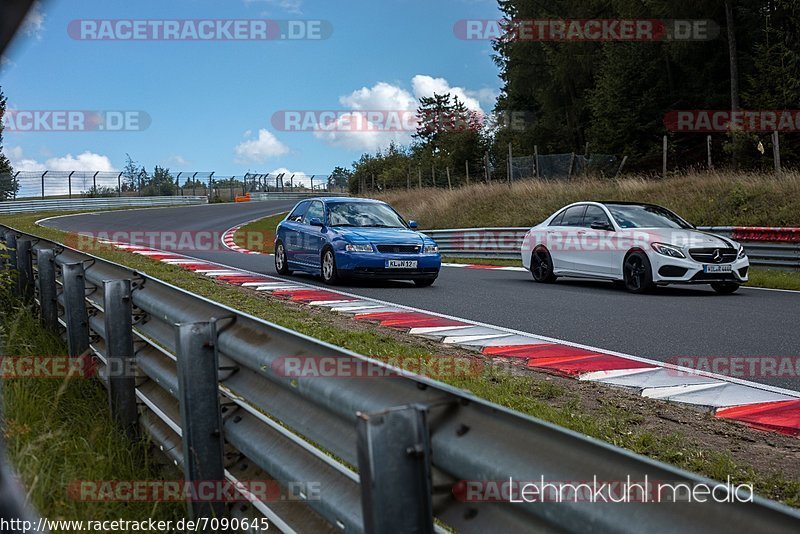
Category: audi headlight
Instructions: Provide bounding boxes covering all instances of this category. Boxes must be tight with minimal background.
[345,243,373,253]
[424,244,439,254]
[738,245,746,259]
[651,243,686,259]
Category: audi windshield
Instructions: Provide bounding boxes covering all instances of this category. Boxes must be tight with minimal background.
[327,202,408,228]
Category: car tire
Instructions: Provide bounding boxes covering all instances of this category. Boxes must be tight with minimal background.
[275,241,292,275]
[623,251,654,293]
[711,282,740,294]
[530,247,557,283]
[414,277,437,287]
[321,248,340,285]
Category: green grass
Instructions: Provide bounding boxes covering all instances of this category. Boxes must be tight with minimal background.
[232,212,287,253]
[0,269,184,528]
[1,212,799,507]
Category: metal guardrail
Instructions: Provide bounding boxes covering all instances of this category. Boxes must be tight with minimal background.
[249,192,350,201]
[425,227,800,268]
[0,196,209,215]
[2,225,800,533]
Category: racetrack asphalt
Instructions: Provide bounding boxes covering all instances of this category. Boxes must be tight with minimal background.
[41,201,800,391]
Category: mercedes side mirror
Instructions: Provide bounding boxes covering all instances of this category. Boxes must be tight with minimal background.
[408,220,419,229]
[591,221,612,231]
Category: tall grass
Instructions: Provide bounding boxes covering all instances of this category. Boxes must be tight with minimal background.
[376,170,800,229]
[0,268,184,525]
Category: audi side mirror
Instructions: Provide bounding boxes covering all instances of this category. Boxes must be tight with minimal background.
[408,220,419,229]
[591,221,613,231]
[309,218,324,227]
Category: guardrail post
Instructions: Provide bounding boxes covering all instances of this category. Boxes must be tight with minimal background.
[15,238,33,302]
[5,232,18,277]
[175,322,227,522]
[356,405,434,534]
[104,279,138,441]
[36,249,59,332]
[62,262,90,358]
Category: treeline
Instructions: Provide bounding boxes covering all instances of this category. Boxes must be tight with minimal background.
[337,0,800,192]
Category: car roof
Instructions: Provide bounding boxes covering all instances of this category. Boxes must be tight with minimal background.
[309,197,385,204]
[598,201,667,208]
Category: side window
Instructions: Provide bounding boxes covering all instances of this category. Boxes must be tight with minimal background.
[287,201,309,223]
[582,206,612,228]
[303,201,324,224]
[561,205,587,227]
[549,210,567,226]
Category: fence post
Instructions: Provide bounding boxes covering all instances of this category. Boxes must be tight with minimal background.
[446,167,452,190]
[104,279,138,441]
[465,160,470,185]
[534,145,539,178]
[41,171,47,199]
[431,165,436,187]
[68,171,74,199]
[93,171,99,193]
[418,166,422,188]
[15,238,33,302]
[175,322,227,522]
[662,135,668,179]
[357,405,433,534]
[117,172,123,197]
[508,143,513,183]
[208,172,215,199]
[707,136,713,170]
[568,152,576,178]
[62,262,90,358]
[615,155,629,178]
[192,172,198,196]
[36,248,58,332]
[485,152,490,183]
[773,131,782,174]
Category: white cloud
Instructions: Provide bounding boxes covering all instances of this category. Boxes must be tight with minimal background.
[6,147,116,172]
[165,155,189,167]
[234,129,289,164]
[267,167,319,188]
[315,75,497,152]
[411,75,483,112]
[244,0,303,15]
[22,2,46,39]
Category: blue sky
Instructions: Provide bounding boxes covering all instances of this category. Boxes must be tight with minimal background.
[1,0,502,182]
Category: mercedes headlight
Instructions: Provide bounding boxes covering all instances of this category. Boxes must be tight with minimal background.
[738,245,746,259]
[651,243,686,259]
[424,244,439,254]
[345,243,373,253]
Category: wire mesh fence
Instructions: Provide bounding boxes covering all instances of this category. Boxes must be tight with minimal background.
[0,170,344,201]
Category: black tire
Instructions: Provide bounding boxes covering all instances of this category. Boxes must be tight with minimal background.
[711,282,740,294]
[623,251,654,293]
[274,241,292,275]
[320,247,340,285]
[530,247,557,283]
[414,277,437,287]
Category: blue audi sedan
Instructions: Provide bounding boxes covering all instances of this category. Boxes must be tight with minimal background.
[274,198,441,286]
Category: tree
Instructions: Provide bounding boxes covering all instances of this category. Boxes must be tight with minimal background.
[329,166,352,190]
[142,166,176,196]
[121,154,145,192]
[0,86,17,200]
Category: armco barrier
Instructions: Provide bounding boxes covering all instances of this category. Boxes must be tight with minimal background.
[0,196,208,214]
[249,192,350,201]
[2,226,800,532]
[425,226,800,268]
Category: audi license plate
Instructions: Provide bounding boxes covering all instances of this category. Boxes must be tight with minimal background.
[703,264,732,274]
[386,260,417,269]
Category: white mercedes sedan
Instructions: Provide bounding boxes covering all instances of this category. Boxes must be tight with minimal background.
[521,202,749,294]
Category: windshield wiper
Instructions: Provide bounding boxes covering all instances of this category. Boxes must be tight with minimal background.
[362,224,402,228]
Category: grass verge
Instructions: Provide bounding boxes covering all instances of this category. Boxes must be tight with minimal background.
[0,265,184,526]
[1,211,798,507]
[376,171,800,229]
[232,212,287,253]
